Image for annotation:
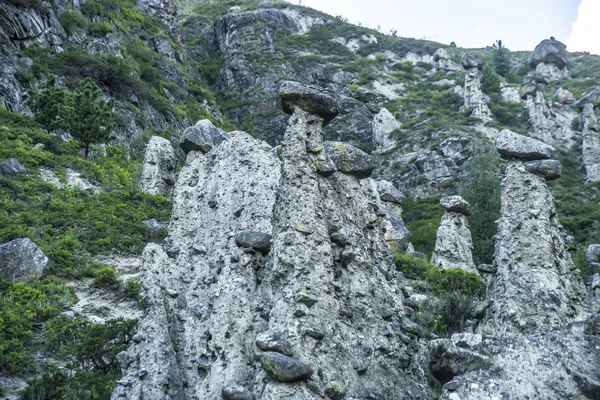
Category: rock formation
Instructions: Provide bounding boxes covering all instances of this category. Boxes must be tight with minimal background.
[581,104,600,182]
[140,136,177,197]
[0,158,27,177]
[372,108,399,152]
[0,238,48,281]
[431,196,477,274]
[461,53,492,122]
[112,83,430,399]
[527,39,569,81]
[435,130,598,400]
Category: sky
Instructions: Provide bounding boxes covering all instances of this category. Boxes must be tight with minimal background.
[285,0,600,54]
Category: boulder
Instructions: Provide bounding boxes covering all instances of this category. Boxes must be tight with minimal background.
[574,87,600,110]
[259,352,313,382]
[0,238,48,281]
[428,339,490,383]
[324,381,347,400]
[431,211,477,274]
[433,48,450,61]
[323,141,374,178]
[461,53,483,69]
[235,231,272,254]
[375,179,405,204]
[140,136,177,196]
[222,382,253,400]
[495,129,555,160]
[143,218,166,233]
[0,158,27,177]
[279,81,340,125]
[586,245,600,263]
[554,88,576,105]
[572,372,600,400]
[527,39,568,69]
[524,159,562,180]
[255,331,293,356]
[179,120,229,154]
[372,108,399,150]
[440,196,471,215]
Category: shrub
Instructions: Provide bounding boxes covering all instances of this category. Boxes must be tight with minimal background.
[92,266,120,289]
[481,63,501,96]
[402,198,445,258]
[60,9,86,35]
[415,291,479,336]
[88,20,114,37]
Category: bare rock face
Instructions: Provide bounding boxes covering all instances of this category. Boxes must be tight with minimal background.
[431,196,477,274]
[372,108,399,151]
[527,39,568,70]
[439,135,597,400]
[524,90,577,146]
[179,119,230,154]
[113,90,430,399]
[463,59,492,122]
[581,104,600,182]
[140,136,177,197]
[0,238,48,282]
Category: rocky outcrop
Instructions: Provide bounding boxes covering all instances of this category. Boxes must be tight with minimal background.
[462,54,492,122]
[0,158,27,177]
[439,130,597,400]
[140,136,177,197]
[372,108,399,151]
[113,87,430,399]
[431,196,477,274]
[179,119,230,154]
[581,104,600,182]
[0,238,48,281]
[496,129,555,160]
[279,80,340,125]
[523,89,577,146]
[527,39,568,73]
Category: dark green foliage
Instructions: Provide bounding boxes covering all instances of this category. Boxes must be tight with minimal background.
[481,63,501,96]
[415,291,479,336]
[459,149,502,265]
[88,20,114,36]
[60,9,86,35]
[30,76,70,131]
[0,279,77,375]
[490,101,529,132]
[92,266,120,289]
[67,78,117,157]
[22,366,119,400]
[492,40,511,78]
[3,0,45,10]
[402,198,445,258]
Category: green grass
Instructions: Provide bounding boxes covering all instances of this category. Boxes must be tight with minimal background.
[402,198,445,258]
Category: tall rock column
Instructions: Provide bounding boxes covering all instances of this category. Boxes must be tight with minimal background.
[581,103,600,182]
[140,136,177,197]
[431,196,477,274]
[462,53,492,122]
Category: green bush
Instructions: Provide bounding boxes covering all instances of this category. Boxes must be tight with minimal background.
[88,20,114,37]
[60,10,86,35]
[415,291,479,336]
[402,198,445,258]
[92,266,120,289]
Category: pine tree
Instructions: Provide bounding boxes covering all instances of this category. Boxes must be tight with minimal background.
[480,63,501,97]
[65,78,116,158]
[31,76,69,131]
[492,40,511,78]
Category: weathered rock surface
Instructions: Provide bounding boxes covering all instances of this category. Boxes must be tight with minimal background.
[524,90,577,146]
[235,231,272,254]
[463,62,492,122]
[222,382,254,400]
[431,197,477,274]
[575,87,600,110]
[279,81,340,125]
[554,88,576,104]
[0,158,27,177]
[527,39,568,70]
[461,53,483,70]
[372,108,399,151]
[179,119,230,154]
[140,136,177,196]
[323,141,374,178]
[0,238,48,281]
[112,101,429,399]
[495,129,555,160]
[428,339,490,383]
[581,104,600,182]
[524,159,562,180]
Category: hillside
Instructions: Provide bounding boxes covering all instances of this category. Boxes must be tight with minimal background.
[0,0,599,399]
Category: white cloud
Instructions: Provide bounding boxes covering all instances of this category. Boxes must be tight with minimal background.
[567,0,600,55]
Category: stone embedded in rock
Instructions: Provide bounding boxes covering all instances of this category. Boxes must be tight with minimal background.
[495,129,555,160]
[586,245,600,263]
[295,292,318,308]
[222,382,254,400]
[400,317,425,338]
[279,81,340,125]
[451,333,482,349]
[143,218,166,233]
[323,141,374,178]
[524,159,562,180]
[433,48,450,61]
[461,53,483,69]
[404,294,428,309]
[259,352,313,382]
[428,339,490,383]
[573,372,600,400]
[255,331,293,356]
[440,196,471,215]
[376,179,405,204]
[235,231,272,254]
[324,381,347,400]
[179,119,229,154]
[0,158,27,177]
[140,136,177,197]
[574,87,600,110]
[0,238,48,282]
[527,39,568,70]
[554,88,575,105]
[315,155,337,176]
[477,264,497,273]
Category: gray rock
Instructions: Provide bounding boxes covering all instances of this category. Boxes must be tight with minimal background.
[0,158,27,177]
[524,159,562,180]
[376,179,405,204]
[143,218,166,233]
[572,372,600,400]
[527,39,568,70]
[451,333,482,349]
[428,339,490,383]
[222,382,254,400]
[433,48,450,61]
[295,292,318,308]
[440,196,471,215]
[315,155,337,176]
[323,141,374,178]
[496,129,555,160]
[372,108,399,150]
[461,53,483,69]
[0,238,48,281]
[404,294,428,309]
[400,317,425,338]
[179,119,229,154]
[574,87,600,110]
[586,245,600,263]
[260,352,313,382]
[140,136,177,197]
[279,81,340,125]
[477,264,497,273]
[431,211,477,274]
[255,331,293,356]
[554,88,575,104]
[235,231,272,254]
[324,381,347,399]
